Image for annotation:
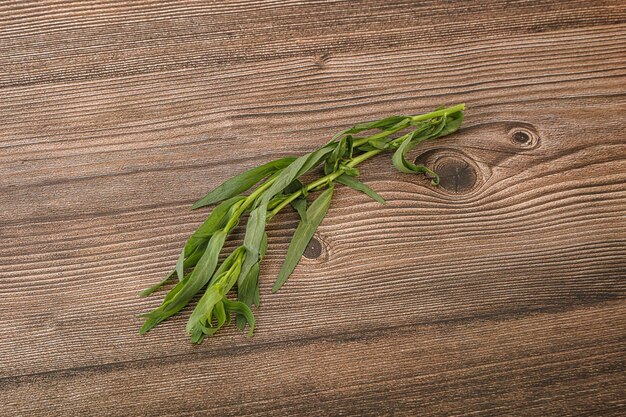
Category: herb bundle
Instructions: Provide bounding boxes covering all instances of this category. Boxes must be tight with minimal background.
[140,104,465,343]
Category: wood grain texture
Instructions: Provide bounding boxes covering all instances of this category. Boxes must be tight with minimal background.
[1,0,625,416]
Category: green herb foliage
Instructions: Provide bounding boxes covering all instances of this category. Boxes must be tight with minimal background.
[140,104,465,343]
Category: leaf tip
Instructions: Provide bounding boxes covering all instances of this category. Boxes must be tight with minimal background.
[138,289,152,298]
[139,320,154,335]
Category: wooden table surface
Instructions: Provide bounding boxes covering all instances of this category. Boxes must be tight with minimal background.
[1,1,625,416]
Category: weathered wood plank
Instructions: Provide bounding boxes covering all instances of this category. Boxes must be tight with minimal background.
[1,303,624,416]
[1,24,624,222]
[1,0,625,86]
[0,0,625,415]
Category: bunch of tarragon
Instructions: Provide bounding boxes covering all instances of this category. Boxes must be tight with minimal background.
[140,104,465,343]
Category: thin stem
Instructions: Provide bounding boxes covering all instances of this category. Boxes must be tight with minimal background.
[410,103,465,123]
[224,176,277,230]
[352,122,408,147]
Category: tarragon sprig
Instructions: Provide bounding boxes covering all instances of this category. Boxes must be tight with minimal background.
[140,104,465,343]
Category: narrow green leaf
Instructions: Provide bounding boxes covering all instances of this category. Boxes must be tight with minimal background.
[238,204,267,286]
[273,186,334,293]
[224,298,256,337]
[237,232,268,329]
[260,146,334,206]
[391,120,449,185]
[213,300,227,328]
[391,130,421,174]
[186,250,243,336]
[438,110,464,136]
[392,118,447,174]
[356,143,377,152]
[175,248,185,281]
[284,179,304,194]
[291,197,307,221]
[368,136,391,150]
[282,179,308,220]
[232,206,267,330]
[140,229,228,334]
[184,196,245,256]
[191,157,296,209]
[180,240,208,271]
[335,175,385,205]
[343,115,408,135]
[324,135,353,174]
[185,247,243,340]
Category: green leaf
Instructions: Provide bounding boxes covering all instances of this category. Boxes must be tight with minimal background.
[238,205,268,289]
[273,186,334,293]
[191,157,296,209]
[213,300,227,329]
[224,298,256,337]
[368,136,391,150]
[180,240,208,271]
[291,197,307,221]
[438,110,464,136]
[356,143,377,152]
[175,248,185,281]
[281,179,308,220]
[392,118,447,172]
[330,117,411,148]
[260,146,334,205]
[284,179,304,194]
[335,175,385,205]
[233,205,268,331]
[186,249,243,337]
[324,135,353,175]
[391,121,448,185]
[237,233,267,329]
[342,115,409,135]
[392,130,421,174]
[185,196,245,254]
[140,229,228,334]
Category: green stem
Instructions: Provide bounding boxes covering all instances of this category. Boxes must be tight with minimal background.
[352,123,408,148]
[224,176,277,230]
[410,103,465,123]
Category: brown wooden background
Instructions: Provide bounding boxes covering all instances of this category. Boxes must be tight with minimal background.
[1,1,625,416]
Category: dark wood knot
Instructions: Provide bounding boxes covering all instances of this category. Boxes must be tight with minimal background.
[303,236,323,259]
[512,130,530,144]
[434,156,477,193]
[414,149,481,195]
[508,123,540,149]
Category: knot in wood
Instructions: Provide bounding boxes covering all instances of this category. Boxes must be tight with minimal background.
[414,149,481,195]
[433,156,477,193]
[512,130,531,144]
[508,123,540,149]
[303,236,323,259]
